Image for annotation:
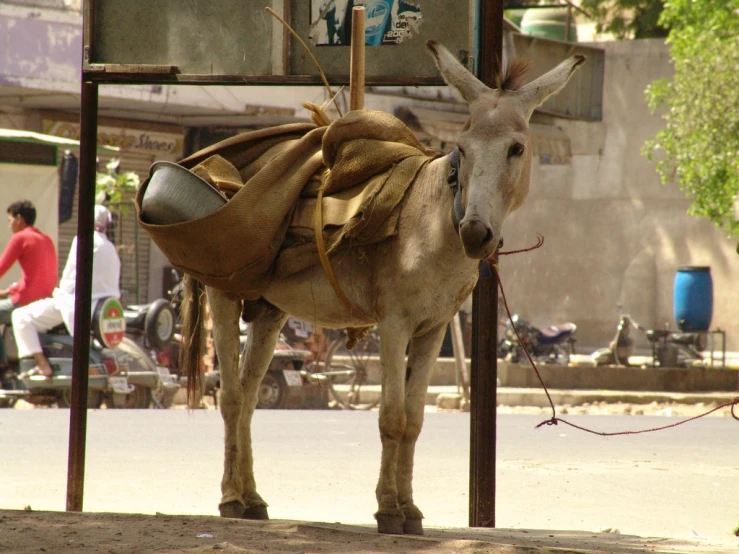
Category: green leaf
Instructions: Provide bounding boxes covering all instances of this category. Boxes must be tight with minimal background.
[643,0,739,236]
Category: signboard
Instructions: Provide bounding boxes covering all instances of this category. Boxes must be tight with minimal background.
[43,120,183,157]
[310,0,423,46]
[84,0,475,85]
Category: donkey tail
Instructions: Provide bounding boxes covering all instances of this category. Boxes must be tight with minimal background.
[179,273,206,408]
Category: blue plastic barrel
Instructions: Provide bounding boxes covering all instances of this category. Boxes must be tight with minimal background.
[673,266,713,331]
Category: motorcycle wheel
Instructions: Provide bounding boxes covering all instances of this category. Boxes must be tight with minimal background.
[144,299,176,351]
[57,389,104,409]
[105,385,153,409]
[256,371,286,409]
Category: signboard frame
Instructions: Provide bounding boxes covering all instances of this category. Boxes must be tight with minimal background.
[82,0,476,86]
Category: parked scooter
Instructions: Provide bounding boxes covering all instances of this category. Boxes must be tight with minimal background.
[497,314,577,365]
[592,308,705,367]
[591,312,640,366]
[0,297,179,409]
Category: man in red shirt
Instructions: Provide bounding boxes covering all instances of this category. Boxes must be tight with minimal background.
[0,200,58,330]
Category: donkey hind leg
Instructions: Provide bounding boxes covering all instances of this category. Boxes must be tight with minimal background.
[206,287,285,520]
[236,304,288,520]
[206,287,245,519]
[397,323,448,535]
[374,322,413,535]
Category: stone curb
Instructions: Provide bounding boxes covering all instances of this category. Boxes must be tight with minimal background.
[333,385,738,408]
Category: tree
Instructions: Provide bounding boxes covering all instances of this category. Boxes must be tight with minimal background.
[578,0,668,39]
[95,158,140,210]
[642,0,739,236]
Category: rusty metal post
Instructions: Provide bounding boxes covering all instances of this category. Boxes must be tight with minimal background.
[66,80,98,512]
[469,0,503,529]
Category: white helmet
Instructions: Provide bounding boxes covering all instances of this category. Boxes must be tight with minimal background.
[94,205,112,231]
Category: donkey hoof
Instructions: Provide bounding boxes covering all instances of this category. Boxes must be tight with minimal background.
[242,504,269,520]
[403,518,423,535]
[376,514,404,535]
[219,500,246,519]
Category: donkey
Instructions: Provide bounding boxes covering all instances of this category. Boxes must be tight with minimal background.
[182,41,584,535]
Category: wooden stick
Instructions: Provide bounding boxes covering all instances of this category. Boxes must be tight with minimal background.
[450,313,470,403]
[349,6,365,111]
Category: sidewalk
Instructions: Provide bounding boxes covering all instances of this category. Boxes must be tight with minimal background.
[332,353,739,408]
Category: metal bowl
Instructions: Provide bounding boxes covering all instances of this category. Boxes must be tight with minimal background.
[141,161,227,225]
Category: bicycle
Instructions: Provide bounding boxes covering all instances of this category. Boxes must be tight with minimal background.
[321,328,381,410]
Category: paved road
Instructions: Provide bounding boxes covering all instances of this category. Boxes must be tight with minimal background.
[0,409,737,545]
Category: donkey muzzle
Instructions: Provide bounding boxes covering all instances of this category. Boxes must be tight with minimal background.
[459,217,498,259]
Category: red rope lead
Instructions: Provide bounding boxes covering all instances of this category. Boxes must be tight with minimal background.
[491,234,739,435]
[499,233,544,256]
[536,398,739,436]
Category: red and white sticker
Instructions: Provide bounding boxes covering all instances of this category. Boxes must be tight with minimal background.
[98,297,126,348]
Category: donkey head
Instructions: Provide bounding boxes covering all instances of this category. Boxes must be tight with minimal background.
[426,41,585,259]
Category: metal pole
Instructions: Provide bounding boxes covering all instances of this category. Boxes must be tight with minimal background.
[66,80,98,512]
[469,0,503,529]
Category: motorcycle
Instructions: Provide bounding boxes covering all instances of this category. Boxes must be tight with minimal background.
[497,313,577,365]
[0,296,180,409]
[645,326,705,367]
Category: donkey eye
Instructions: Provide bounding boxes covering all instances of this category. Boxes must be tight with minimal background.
[508,143,525,158]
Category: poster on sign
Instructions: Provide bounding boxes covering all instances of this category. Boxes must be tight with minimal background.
[310,0,423,46]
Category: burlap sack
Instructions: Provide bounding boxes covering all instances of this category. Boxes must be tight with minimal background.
[136,110,437,300]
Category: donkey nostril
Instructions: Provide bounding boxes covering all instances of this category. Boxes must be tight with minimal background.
[498,237,504,249]
[482,227,493,246]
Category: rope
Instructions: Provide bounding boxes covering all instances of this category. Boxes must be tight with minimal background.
[492,235,739,435]
[314,184,374,324]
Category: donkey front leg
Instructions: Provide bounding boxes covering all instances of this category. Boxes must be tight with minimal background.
[207,288,286,520]
[396,324,448,535]
[374,321,412,534]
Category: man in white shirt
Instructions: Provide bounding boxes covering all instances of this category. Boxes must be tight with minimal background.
[12,205,121,379]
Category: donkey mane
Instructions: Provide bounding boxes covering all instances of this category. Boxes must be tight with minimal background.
[497,59,530,91]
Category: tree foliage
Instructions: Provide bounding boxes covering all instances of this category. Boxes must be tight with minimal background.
[579,0,668,39]
[642,0,739,236]
[95,158,140,214]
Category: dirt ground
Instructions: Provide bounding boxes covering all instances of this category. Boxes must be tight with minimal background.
[1,509,734,554]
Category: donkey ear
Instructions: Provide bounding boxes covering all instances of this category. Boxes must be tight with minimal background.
[426,40,490,104]
[517,55,586,116]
